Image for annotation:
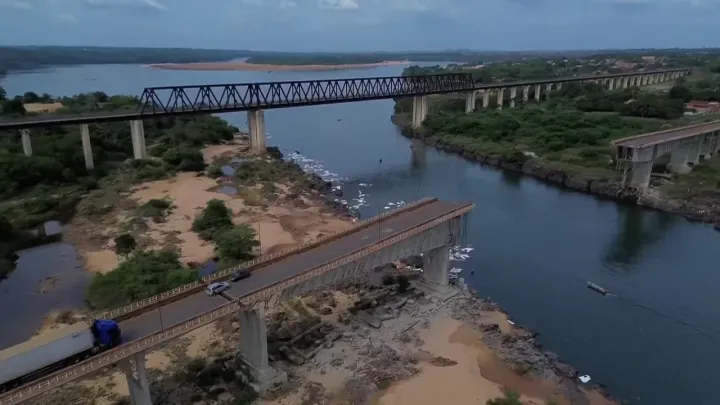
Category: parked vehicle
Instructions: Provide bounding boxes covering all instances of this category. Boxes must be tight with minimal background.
[230,270,251,282]
[0,319,122,392]
[206,281,231,296]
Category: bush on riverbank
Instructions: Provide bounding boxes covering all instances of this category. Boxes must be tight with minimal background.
[86,250,197,309]
[192,199,260,264]
[0,90,238,230]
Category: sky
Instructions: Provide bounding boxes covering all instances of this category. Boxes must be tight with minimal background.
[0,0,718,51]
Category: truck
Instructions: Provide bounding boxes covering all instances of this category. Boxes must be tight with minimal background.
[0,319,122,392]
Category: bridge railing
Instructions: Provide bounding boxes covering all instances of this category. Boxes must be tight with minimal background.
[0,201,475,405]
[137,74,475,115]
[97,197,439,321]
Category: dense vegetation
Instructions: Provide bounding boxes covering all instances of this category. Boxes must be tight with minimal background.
[0,86,236,228]
[86,250,198,309]
[395,59,720,182]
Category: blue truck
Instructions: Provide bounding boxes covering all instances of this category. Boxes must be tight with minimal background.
[0,319,122,392]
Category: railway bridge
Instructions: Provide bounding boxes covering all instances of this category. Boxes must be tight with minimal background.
[0,68,690,172]
[0,198,474,405]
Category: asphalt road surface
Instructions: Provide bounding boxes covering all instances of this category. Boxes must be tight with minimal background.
[117,200,469,342]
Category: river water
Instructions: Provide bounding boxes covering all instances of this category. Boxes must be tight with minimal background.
[2,64,719,405]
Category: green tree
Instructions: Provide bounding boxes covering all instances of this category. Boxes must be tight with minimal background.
[192,199,234,240]
[1,98,26,116]
[0,86,6,102]
[22,91,39,103]
[487,391,522,405]
[86,250,197,309]
[214,224,260,262]
[113,233,137,257]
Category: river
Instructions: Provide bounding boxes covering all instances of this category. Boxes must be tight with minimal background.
[2,64,719,405]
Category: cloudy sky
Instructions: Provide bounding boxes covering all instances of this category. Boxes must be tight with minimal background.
[0,0,717,51]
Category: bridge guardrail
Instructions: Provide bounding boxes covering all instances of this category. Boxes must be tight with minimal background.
[611,120,720,147]
[0,201,475,405]
[98,197,438,321]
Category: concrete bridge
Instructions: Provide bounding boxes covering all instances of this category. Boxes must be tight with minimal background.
[0,68,690,171]
[612,120,720,189]
[0,197,474,405]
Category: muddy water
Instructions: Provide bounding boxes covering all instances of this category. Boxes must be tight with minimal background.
[2,63,720,404]
[0,242,89,349]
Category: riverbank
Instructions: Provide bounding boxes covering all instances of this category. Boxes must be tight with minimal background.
[64,137,355,274]
[146,60,409,72]
[27,263,615,405]
[392,114,720,227]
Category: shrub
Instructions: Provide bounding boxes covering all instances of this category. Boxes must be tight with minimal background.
[192,199,234,240]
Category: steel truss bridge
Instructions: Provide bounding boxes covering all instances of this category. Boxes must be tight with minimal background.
[0,68,690,130]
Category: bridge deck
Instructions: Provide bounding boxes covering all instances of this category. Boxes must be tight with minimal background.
[612,121,720,148]
[117,200,466,342]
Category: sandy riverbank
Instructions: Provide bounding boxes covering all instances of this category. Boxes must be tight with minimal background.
[29,274,616,405]
[64,139,353,274]
[146,60,409,72]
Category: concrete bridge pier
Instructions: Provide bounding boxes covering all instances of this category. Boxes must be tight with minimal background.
[465,91,476,113]
[534,84,541,101]
[247,109,267,153]
[482,90,490,108]
[628,161,653,189]
[80,124,94,170]
[667,141,692,174]
[496,88,504,110]
[20,129,32,156]
[710,133,720,155]
[608,78,615,91]
[238,306,286,391]
[120,352,152,405]
[699,134,712,158]
[130,120,147,159]
[556,82,563,91]
[420,244,453,298]
[687,136,703,165]
[522,85,530,103]
[411,95,428,128]
[509,87,517,108]
[545,83,552,100]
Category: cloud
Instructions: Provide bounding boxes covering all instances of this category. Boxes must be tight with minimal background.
[56,11,77,22]
[319,0,359,10]
[84,0,167,11]
[278,0,298,8]
[0,0,33,9]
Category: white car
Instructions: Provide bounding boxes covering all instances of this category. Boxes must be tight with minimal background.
[206,282,230,296]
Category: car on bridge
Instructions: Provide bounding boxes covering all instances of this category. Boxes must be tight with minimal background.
[206,281,231,296]
[230,269,251,282]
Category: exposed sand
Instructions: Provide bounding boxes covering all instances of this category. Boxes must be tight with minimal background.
[23,102,63,113]
[66,142,352,274]
[147,60,409,72]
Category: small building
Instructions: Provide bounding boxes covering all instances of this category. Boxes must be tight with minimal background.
[686,100,720,114]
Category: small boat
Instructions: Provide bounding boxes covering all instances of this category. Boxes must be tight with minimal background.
[587,282,609,295]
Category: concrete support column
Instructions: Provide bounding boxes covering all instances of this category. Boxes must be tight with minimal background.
[120,352,152,405]
[687,136,703,165]
[422,244,450,288]
[20,129,32,156]
[628,161,653,189]
[711,133,720,154]
[545,83,552,99]
[496,88,504,110]
[482,90,490,108]
[464,91,476,113]
[239,307,269,374]
[509,87,517,108]
[615,77,622,90]
[80,124,94,170]
[667,141,691,174]
[699,134,712,158]
[608,78,615,91]
[534,84,541,101]
[624,77,631,88]
[556,82,563,91]
[522,86,529,103]
[130,120,147,160]
[247,108,267,153]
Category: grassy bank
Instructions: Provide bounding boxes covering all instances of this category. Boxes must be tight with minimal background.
[393,103,720,223]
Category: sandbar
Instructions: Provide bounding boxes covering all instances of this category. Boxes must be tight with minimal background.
[146,60,409,72]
